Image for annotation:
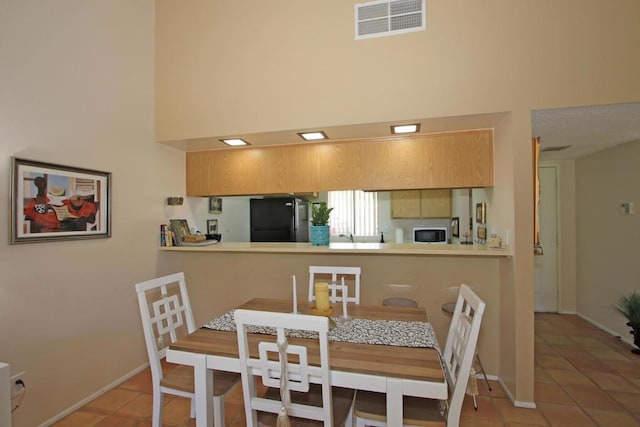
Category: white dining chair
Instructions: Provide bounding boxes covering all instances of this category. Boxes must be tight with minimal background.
[353,284,486,427]
[135,272,240,427]
[308,266,361,304]
[234,309,355,426]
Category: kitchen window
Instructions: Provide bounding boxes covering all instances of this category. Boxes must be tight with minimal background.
[328,190,378,237]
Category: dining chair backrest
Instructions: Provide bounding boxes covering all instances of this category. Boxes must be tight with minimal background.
[234,309,333,426]
[441,283,486,425]
[135,272,196,388]
[308,266,361,304]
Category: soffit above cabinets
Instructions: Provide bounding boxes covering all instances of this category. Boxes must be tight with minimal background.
[157,112,508,152]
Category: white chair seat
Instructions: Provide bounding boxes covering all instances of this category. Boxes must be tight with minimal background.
[160,364,241,397]
[135,272,241,426]
[235,309,354,427]
[258,385,355,426]
[354,390,445,427]
[354,284,486,427]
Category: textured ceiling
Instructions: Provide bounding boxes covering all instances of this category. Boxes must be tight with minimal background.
[533,102,640,161]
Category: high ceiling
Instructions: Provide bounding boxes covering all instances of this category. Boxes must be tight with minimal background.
[534,102,640,161]
[162,103,640,162]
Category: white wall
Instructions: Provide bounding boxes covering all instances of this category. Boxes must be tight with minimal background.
[0,1,185,425]
[575,140,640,342]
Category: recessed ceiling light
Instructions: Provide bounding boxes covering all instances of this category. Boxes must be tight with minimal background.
[297,131,328,141]
[391,124,420,134]
[220,138,249,147]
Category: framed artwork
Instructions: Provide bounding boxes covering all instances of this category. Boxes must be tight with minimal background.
[475,202,486,224]
[10,158,111,244]
[477,225,487,241]
[209,197,222,213]
[451,217,460,238]
[207,219,218,234]
[169,219,191,245]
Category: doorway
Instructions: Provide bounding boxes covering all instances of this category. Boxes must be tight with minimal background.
[534,165,559,312]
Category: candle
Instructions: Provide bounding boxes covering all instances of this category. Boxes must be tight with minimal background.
[314,282,330,311]
[341,276,348,319]
[292,275,297,314]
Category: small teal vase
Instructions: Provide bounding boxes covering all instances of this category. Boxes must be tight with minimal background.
[310,225,330,246]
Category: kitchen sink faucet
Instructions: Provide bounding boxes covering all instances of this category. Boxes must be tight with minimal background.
[339,233,354,243]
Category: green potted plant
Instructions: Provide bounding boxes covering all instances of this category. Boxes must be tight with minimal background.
[613,290,640,354]
[309,202,333,246]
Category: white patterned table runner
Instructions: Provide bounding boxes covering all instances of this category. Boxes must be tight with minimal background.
[203,310,440,350]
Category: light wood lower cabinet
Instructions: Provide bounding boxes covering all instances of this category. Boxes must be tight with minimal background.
[391,189,451,218]
[186,130,493,196]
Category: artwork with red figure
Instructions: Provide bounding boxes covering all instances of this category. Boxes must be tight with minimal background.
[23,174,99,233]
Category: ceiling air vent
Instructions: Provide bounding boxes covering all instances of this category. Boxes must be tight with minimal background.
[541,145,572,152]
[355,0,425,40]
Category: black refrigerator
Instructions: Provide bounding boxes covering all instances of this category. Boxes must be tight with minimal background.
[250,197,309,242]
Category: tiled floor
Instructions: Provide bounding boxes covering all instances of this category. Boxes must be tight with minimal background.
[53,313,640,426]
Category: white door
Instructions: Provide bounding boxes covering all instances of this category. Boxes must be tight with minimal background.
[534,166,559,312]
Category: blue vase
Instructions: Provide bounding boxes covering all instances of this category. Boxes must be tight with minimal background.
[310,225,330,246]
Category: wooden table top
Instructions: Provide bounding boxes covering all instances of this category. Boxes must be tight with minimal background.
[169,298,444,382]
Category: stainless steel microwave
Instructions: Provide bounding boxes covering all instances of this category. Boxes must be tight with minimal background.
[413,227,448,244]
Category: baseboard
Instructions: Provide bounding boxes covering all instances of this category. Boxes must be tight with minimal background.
[497,377,537,409]
[576,312,633,347]
[39,362,149,427]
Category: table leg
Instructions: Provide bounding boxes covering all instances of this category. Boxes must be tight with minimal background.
[193,353,213,427]
[386,377,403,425]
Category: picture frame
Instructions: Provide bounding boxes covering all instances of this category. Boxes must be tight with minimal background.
[207,219,218,235]
[475,202,486,224]
[477,225,487,241]
[209,197,222,213]
[10,157,111,244]
[169,219,191,245]
[451,217,460,238]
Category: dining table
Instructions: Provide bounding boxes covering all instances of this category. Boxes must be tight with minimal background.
[166,297,447,427]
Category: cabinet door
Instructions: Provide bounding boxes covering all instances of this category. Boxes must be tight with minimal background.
[420,189,451,218]
[391,190,421,218]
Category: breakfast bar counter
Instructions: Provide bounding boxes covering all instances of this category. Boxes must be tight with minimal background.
[160,241,511,257]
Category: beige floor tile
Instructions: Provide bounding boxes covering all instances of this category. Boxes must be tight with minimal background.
[52,410,107,427]
[534,382,575,405]
[84,388,141,413]
[609,391,640,415]
[534,366,556,384]
[586,346,631,361]
[539,335,572,346]
[461,395,502,421]
[493,398,548,426]
[535,340,558,356]
[504,424,550,427]
[117,393,156,419]
[94,414,140,427]
[459,416,505,426]
[535,355,576,371]
[477,379,507,398]
[586,371,640,393]
[569,336,612,348]
[562,384,624,411]
[545,369,594,386]
[584,407,640,427]
[536,402,597,427]
[563,356,618,374]
[162,396,193,425]
[119,370,154,394]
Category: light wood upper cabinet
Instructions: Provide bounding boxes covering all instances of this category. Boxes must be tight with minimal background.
[390,190,421,217]
[391,189,451,218]
[186,130,493,196]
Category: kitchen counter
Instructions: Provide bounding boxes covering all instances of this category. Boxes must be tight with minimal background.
[160,242,511,257]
